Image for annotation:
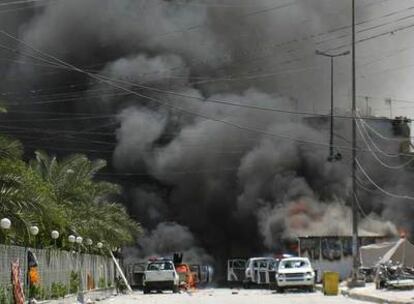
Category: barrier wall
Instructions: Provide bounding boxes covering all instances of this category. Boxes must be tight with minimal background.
[0,244,115,302]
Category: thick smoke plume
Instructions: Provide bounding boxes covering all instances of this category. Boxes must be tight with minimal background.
[2,0,414,278]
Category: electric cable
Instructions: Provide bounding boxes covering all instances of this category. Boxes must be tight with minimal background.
[356,116,414,169]
[355,158,414,201]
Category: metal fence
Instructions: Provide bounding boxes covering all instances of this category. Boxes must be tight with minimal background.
[0,244,115,301]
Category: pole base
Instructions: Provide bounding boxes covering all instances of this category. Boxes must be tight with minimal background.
[347,279,365,288]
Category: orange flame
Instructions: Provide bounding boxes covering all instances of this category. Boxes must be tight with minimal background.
[398,227,409,238]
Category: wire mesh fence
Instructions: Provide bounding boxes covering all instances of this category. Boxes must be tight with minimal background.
[0,244,115,302]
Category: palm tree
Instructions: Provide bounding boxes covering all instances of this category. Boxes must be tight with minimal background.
[31,150,141,249]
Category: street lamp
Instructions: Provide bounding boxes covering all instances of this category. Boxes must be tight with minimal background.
[51,230,59,248]
[315,49,350,162]
[86,238,93,253]
[76,236,83,253]
[76,236,83,245]
[1,218,11,230]
[75,236,84,302]
[30,226,39,248]
[29,226,39,236]
[1,218,11,245]
[68,234,76,251]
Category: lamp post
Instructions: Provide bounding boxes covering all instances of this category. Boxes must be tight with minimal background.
[76,236,83,250]
[51,230,59,248]
[86,238,93,253]
[1,218,11,245]
[75,236,84,303]
[68,235,76,251]
[316,49,350,162]
[29,226,39,248]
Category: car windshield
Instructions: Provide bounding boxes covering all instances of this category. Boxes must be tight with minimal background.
[269,261,279,270]
[279,259,309,269]
[147,262,173,271]
[232,260,246,268]
[253,259,270,268]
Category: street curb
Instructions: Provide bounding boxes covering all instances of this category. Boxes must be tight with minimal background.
[34,288,116,303]
[341,288,414,304]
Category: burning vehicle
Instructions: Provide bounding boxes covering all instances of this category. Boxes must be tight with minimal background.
[190,264,213,286]
[175,263,198,290]
[172,253,199,290]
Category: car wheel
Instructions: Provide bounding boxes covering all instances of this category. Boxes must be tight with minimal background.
[173,285,179,293]
[307,286,315,293]
[143,287,150,294]
[243,280,251,289]
[276,286,284,293]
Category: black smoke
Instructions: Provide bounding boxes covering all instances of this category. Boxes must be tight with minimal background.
[1,0,412,280]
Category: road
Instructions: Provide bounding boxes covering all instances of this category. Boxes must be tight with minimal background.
[99,289,367,304]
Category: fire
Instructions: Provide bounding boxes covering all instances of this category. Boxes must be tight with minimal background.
[398,227,409,238]
[287,198,322,230]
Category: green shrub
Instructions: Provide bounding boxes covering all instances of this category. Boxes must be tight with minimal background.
[29,284,41,299]
[0,284,13,304]
[98,277,106,289]
[51,282,67,299]
[69,271,80,294]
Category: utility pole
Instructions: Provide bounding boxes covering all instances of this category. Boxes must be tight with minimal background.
[316,50,350,162]
[350,0,364,287]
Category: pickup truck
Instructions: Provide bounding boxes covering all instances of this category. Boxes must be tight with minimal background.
[275,257,315,292]
[143,260,179,294]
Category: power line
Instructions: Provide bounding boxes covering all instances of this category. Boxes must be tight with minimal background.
[356,158,414,201]
[0,39,402,123]
[354,192,368,218]
[358,119,402,158]
[356,115,414,169]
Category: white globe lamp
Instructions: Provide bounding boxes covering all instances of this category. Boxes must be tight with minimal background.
[1,218,11,230]
[30,226,39,236]
[76,236,83,244]
[51,230,59,239]
[68,235,76,243]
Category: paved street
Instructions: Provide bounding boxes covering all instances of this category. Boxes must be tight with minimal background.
[99,289,367,304]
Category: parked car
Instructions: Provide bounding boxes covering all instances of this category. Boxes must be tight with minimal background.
[244,257,276,288]
[227,259,247,286]
[143,259,179,294]
[275,257,315,292]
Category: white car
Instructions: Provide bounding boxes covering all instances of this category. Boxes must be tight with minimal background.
[275,257,315,292]
[143,260,179,294]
